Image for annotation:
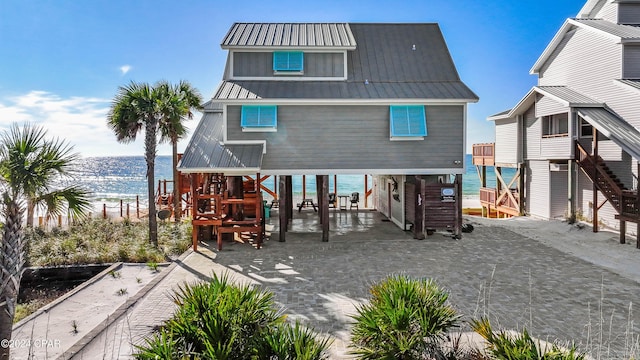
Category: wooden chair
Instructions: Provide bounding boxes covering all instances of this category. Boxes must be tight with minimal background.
[350,192,359,210]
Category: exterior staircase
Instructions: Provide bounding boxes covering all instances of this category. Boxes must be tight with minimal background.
[575,142,639,219]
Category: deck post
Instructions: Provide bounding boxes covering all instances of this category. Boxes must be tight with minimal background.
[413,176,425,239]
[455,174,462,237]
[620,220,626,244]
[593,128,599,232]
[285,175,293,224]
[481,165,487,217]
[279,175,287,242]
[302,175,306,200]
[321,175,329,242]
[316,175,323,224]
[568,159,576,221]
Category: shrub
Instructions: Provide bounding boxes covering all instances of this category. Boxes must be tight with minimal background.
[349,274,460,359]
[471,318,586,360]
[135,272,331,359]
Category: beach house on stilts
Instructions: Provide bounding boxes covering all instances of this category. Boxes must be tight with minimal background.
[475,0,640,245]
[178,23,478,250]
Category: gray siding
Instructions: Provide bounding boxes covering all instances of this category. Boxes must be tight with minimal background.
[550,167,568,218]
[232,52,344,78]
[226,104,464,172]
[495,118,519,164]
[619,3,640,24]
[624,45,640,79]
[526,160,550,219]
[535,94,568,117]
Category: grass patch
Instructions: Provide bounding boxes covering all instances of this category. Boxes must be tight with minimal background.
[25,218,191,267]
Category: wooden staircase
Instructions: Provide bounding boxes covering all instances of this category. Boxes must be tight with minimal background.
[575,142,640,240]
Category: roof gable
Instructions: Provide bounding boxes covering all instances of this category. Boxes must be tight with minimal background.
[531,18,640,74]
[221,23,356,49]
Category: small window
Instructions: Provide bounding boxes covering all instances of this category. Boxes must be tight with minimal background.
[542,113,568,137]
[580,118,593,138]
[390,105,427,140]
[241,105,277,131]
[273,51,304,72]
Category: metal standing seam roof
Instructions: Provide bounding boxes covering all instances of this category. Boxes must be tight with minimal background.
[571,18,640,40]
[617,79,640,91]
[214,80,478,101]
[535,85,602,105]
[577,107,640,160]
[221,23,357,48]
[178,111,264,174]
[215,23,478,102]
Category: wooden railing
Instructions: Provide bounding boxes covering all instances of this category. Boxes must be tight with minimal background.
[479,187,497,205]
[472,143,495,166]
[575,141,638,217]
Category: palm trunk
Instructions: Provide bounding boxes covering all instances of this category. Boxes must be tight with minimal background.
[26,200,35,228]
[172,138,181,222]
[145,119,159,247]
[0,198,25,360]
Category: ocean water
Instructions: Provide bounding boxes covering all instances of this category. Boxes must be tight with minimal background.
[74,154,515,210]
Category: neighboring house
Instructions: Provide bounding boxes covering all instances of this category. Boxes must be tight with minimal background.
[179,23,477,244]
[479,0,640,244]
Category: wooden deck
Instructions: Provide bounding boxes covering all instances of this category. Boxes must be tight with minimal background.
[473,143,522,218]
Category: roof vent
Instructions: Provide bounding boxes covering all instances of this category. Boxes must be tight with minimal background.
[412,44,416,51]
[364,79,369,85]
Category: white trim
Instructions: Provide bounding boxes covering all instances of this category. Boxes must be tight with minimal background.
[218,99,474,106]
[222,45,356,51]
[177,167,262,175]
[260,168,464,176]
[390,136,424,141]
[242,127,277,132]
[229,76,347,81]
[221,140,268,154]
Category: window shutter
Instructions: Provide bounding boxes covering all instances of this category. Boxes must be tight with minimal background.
[241,105,277,129]
[273,51,304,71]
[241,106,260,127]
[390,105,427,137]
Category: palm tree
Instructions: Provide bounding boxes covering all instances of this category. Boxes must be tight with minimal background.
[157,80,203,222]
[0,123,91,359]
[108,81,161,246]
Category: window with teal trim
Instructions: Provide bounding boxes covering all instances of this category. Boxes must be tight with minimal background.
[241,105,277,130]
[273,51,304,72]
[390,105,427,139]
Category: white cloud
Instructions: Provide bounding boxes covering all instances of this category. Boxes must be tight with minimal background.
[119,65,132,75]
[0,91,196,157]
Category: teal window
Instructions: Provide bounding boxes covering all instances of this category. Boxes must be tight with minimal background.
[390,105,427,138]
[241,105,277,130]
[273,51,304,72]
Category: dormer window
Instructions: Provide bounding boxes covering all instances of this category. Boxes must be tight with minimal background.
[273,51,304,73]
[241,105,277,132]
[390,105,427,140]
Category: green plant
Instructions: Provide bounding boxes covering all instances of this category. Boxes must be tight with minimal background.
[71,320,79,334]
[109,270,121,279]
[146,261,159,272]
[135,272,330,359]
[471,317,586,360]
[117,288,128,296]
[349,274,460,359]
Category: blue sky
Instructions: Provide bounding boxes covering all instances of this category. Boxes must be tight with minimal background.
[0,0,585,157]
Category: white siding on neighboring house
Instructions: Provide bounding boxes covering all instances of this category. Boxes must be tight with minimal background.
[526,160,550,219]
[623,45,640,79]
[539,27,621,94]
[609,83,640,129]
[495,118,520,164]
[540,137,571,159]
[535,95,568,117]
[550,167,568,218]
[595,1,619,22]
[619,3,640,24]
[597,139,623,162]
[375,175,390,218]
[524,107,541,160]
